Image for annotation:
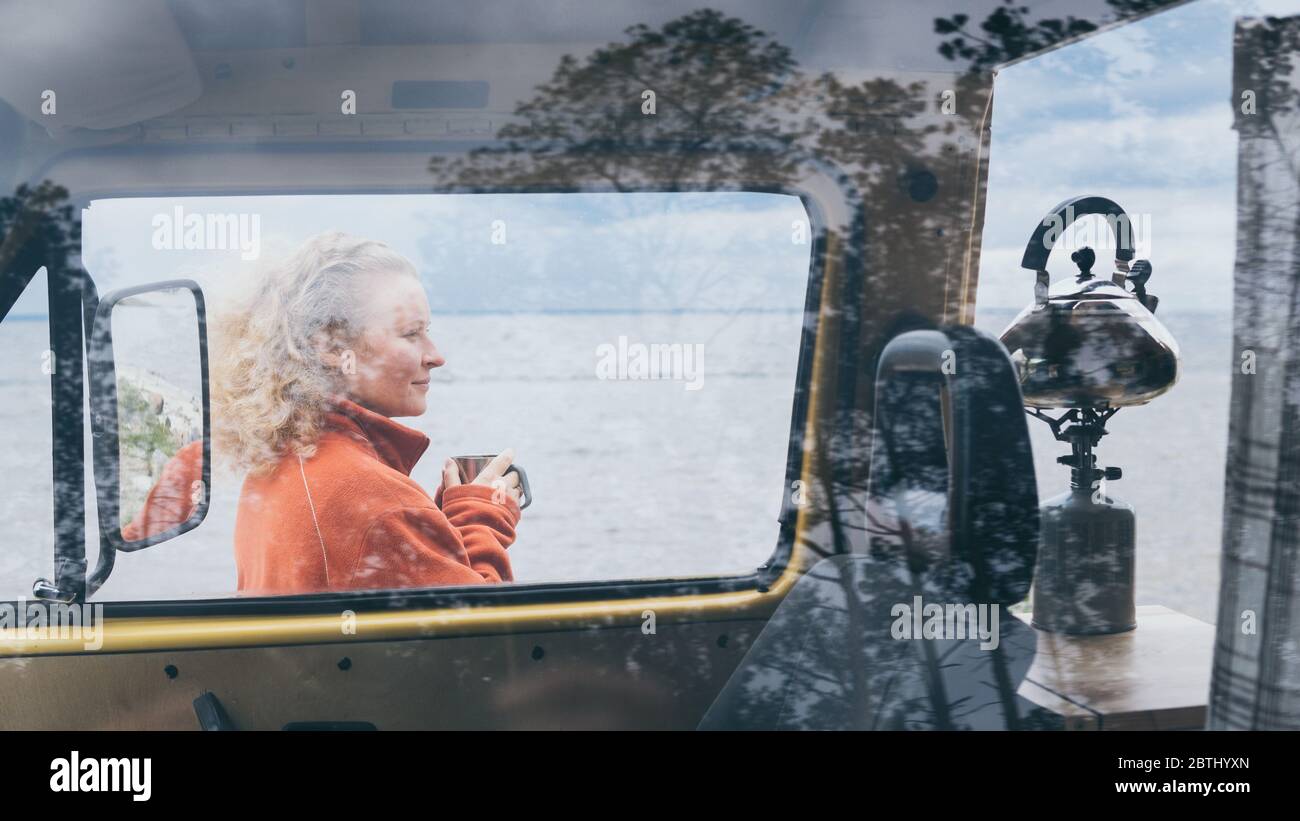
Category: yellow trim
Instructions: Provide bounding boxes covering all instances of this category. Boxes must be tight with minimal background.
[787,230,839,575]
[0,230,842,658]
[0,589,772,655]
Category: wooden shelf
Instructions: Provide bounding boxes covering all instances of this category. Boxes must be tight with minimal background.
[1015,605,1215,731]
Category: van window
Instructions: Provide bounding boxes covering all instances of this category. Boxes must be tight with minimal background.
[80,192,812,600]
[974,0,1287,627]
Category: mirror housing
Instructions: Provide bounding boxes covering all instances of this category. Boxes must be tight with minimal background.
[869,325,1040,604]
[700,324,1044,730]
[89,280,210,562]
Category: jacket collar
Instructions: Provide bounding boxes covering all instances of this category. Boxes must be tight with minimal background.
[322,396,430,476]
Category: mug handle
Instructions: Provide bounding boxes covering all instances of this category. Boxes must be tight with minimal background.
[505,464,532,510]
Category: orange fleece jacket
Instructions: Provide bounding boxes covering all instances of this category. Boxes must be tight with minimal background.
[233,397,519,596]
[121,439,203,542]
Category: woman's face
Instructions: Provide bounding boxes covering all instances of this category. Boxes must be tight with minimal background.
[343,271,444,417]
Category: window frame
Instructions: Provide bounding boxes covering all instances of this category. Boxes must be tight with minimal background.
[5,168,865,620]
[0,261,91,605]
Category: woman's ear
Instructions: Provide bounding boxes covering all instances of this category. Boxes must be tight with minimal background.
[316,324,372,385]
[310,326,358,378]
[310,330,341,369]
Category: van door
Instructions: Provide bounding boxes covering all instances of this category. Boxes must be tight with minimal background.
[0,0,1176,730]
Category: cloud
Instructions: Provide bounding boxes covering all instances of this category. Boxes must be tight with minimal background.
[988,103,1234,192]
[977,3,1251,314]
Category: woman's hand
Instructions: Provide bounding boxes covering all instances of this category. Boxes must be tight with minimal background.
[442,449,524,509]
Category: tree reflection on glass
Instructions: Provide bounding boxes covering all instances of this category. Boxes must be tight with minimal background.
[426,2,1187,729]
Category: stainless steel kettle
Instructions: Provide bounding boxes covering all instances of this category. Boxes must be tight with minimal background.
[998,195,1180,409]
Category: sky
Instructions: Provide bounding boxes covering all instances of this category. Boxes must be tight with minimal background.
[977,0,1300,312]
[73,192,813,316]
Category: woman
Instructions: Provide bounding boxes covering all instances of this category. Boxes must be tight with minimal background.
[120,438,203,542]
[213,231,523,596]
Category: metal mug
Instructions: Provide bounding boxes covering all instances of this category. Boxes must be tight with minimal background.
[452,454,532,510]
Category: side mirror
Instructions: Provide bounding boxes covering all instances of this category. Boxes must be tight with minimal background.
[89,280,210,561]
[868,325,1039,603]
[699,324,1044,730]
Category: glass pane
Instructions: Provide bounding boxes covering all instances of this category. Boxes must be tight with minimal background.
[81,192,810,598]
[0,268,54,600]
[110,286,204,543]
[974,0,1250,626]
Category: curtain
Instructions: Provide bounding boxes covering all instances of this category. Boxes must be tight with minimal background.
[1209,15,1300,730]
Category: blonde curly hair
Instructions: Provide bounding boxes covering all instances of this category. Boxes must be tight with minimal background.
[212,231,420,474]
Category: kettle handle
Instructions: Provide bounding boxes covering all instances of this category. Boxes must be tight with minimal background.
[1020,195,1136,271]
